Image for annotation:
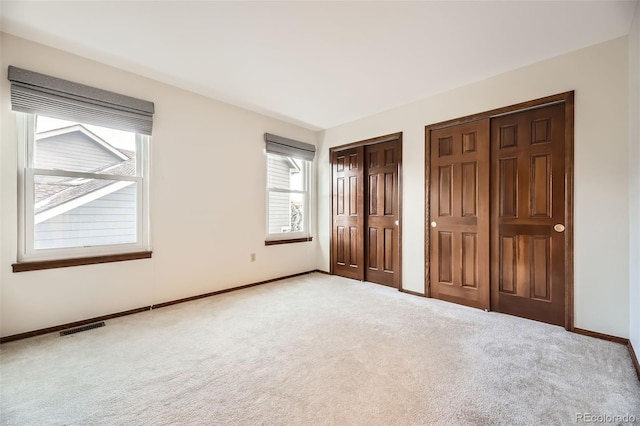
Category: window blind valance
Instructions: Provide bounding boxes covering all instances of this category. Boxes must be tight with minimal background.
[264,133,315,161]
[8,66,155,135]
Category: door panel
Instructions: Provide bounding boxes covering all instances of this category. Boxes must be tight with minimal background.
[332,147,364,280]
[429,119,490,310]
[490,103,565,326]
[364,140,401,288]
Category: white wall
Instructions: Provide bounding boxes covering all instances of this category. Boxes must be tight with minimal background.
[317,37,630,338]
[0,33,318,338]
[628,2,640,352]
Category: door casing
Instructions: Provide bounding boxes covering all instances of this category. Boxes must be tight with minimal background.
[424,92,574,330]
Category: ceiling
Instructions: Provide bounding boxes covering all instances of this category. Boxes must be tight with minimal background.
[1,1,637,130]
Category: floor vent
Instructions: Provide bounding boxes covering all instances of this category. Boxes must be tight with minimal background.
[60,322,105,336]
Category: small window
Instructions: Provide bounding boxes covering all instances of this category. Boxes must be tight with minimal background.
[17,114,150,261]
[263,133,315,243]
[266,153,312,241]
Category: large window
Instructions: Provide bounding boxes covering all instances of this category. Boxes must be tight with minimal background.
[8,66,154,268]
[264,133,315,243]
[17,115,149,260]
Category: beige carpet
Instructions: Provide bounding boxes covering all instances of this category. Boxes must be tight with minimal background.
[1,273,639,425]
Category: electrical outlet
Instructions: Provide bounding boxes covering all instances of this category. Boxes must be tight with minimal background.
[250,253,256,262]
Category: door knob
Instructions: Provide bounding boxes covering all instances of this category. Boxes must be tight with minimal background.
[554,224,565,233]
[431,221,437,228]
[395,220,399,226]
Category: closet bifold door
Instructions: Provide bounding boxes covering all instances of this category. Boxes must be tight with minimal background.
[331,146,365,280]
[429,119,490,310]
[490,103,566,326]
[364,140,401,288]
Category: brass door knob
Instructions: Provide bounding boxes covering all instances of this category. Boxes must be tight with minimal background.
[431,221,437,228]
[554,224,565,233]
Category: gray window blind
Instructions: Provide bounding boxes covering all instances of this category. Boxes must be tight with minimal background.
[264,133,315,161]
[8,66,154,135]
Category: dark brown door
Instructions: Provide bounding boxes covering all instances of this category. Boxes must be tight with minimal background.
[332,146,365,280]
[490,103,566,326]
[429,119,490,310]
[364,140,401,288]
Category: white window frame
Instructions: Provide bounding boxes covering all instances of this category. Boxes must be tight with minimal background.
[16,113,151,262]
[265,153,312,242]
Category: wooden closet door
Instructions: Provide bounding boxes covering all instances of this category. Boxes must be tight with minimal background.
[364,140,401,288]
[332,147,365,280]
[490,103,566,326]
[429,119,490,310]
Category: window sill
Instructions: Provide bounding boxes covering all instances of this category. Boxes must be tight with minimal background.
[12,251,152,272]
[265,237,313,246]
